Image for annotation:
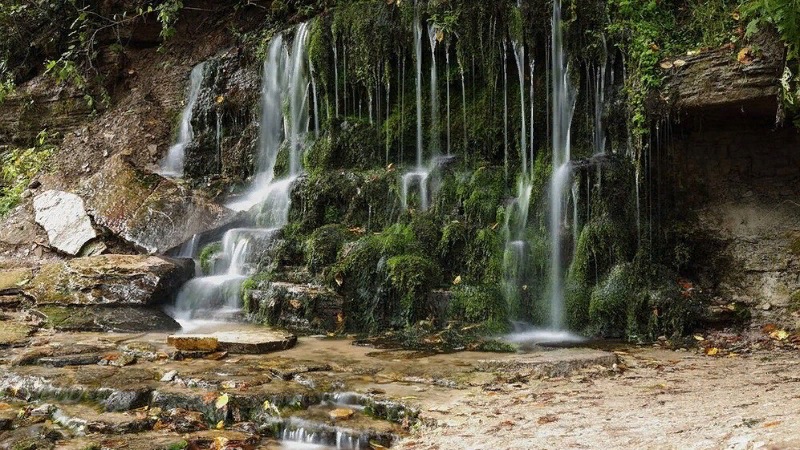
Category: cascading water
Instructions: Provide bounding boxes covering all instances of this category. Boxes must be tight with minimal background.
[547,0,576,331]
[427,23,440,158]
[159,62,206,177]
[504,0,583,345]
[170,23,312,328]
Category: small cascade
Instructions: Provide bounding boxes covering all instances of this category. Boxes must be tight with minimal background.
[571,177,580,252]
[170,23,312,327]
[503,178,533,319]
[593,38,608,156]
[512,39,527,175]
[400,4,433,211]
[159,62,206,177]
[547,0,577,331]
[215,109,223,171]
[310,59,320,138]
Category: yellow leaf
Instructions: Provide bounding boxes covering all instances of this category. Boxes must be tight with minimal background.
[693,335,705,341]
[216,95,224,104]
[436,29,444,42]
[737,47,753,65]
[770,330,789,341]
[216,420,225,429]
[453,275,462,285]
[215,393,229,409]
[706,347,719,356]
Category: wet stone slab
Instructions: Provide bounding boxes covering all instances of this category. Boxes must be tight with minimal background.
[167,329,297,354]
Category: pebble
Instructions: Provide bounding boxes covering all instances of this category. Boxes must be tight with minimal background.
[160,370,178,382]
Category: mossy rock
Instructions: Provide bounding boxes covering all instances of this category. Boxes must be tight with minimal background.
[304,224,355,273]
[387,255,442,326]
[448,284,508,329]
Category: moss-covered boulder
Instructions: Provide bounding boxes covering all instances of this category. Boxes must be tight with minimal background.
[25,254,193,306]
[304,224,355,273]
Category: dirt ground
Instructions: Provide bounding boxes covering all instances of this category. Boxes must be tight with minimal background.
[398,347,800,450]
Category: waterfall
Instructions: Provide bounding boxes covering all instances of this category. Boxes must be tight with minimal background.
[333,36,339,117]
[512,40,527,175]
[547,0,576,330]
[414,9,423,168]
[458,54,467,152]
[427,23,440,158]
[215,109,223,172]
[171,23,312,327]
[502,40,509,178]
[529,59,535,174]
[160,61,206,177]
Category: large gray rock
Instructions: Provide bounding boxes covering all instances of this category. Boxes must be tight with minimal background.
[33,190,98,255]
[79,155,240,254]
[245,282,344,333]
[24,254,193,306]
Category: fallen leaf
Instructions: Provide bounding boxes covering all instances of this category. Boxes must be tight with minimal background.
[215,393,229,409]
[436,29,444,42]
[216,420,225,429]
[673,59,686,67]
[538,414,558,424]
[335,273,344,286]
[732,11,740,21]
[453,275,462,285]
[693,335,705,341]
[763,323,778,333]
[659,60,674,69]
[737,47,753,65]
[370,441,388,450]
[764,420,782,428]
[216,95,224,104]
[706,347,719,356]
[202,392,217,404]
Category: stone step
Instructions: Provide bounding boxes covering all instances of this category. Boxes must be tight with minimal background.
[167,329,297,354]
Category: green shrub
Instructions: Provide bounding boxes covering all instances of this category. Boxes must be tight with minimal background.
[198,242,222,275]
[304,224,354,272]
[0,143,54,217]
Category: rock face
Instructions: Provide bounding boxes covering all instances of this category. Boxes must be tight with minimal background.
[24,254,193,306]
[661,32,784,117]
[33,190,98,255]
[79,155,240,254]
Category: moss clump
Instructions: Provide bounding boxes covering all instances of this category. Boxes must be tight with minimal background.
[304,224,354,273]
[465,227,504,285]
[437,220,468,280]
[1,144,55,217]
[589,263,640,337]
[462,166,506,225]
[448,284,508,330]
[198,242,222,275]
[409,213,441,256]
[387,255,442,325]
[304,119,384,175]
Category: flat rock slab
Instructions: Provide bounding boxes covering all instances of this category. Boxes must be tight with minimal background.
[0,268,32,295]
[476,348,618,378]
[167,330,297,354]
[33,190,98,255]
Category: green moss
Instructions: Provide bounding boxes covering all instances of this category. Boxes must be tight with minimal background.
[465,227,504,285]
[304,224,354,273]
[437,220,468,279]
[0,144,55,217]
[409,213,441,256]
[449,284,507,327]
[198,242,222,275]
[304,119,383,175]
[463,166,506,225]
[166,441,189,450]
[387,255,442,325]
